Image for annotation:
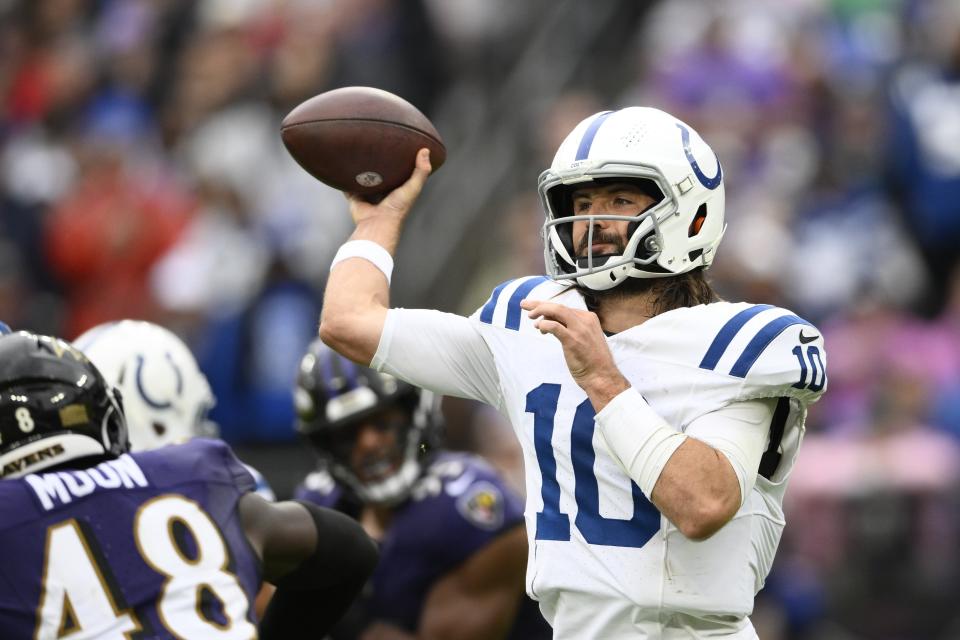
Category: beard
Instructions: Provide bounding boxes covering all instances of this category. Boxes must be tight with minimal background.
[581,274,658,304]
[575,229,625,258]
[573,228,658,305]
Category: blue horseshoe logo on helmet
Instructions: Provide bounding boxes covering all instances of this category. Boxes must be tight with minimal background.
[676,123,722,190]
[135,353,183,409]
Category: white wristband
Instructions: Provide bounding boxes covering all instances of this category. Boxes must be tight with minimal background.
[595,388,687,500]
[330,240,394,285]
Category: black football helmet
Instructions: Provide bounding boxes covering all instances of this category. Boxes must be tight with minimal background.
[294,338,442,505]
[0,331,128,478]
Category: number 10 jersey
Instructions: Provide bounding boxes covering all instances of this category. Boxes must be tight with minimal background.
[373,276,827,638]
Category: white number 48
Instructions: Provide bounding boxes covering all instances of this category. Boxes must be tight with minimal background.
[35,495,255,640]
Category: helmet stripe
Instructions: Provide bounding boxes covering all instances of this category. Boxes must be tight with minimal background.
[318,346,338,393]
[699,304,774,371]
[575,111,615,161]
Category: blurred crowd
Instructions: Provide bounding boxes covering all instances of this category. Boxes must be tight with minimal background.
[2,0,959,638]
[631,3,960,638]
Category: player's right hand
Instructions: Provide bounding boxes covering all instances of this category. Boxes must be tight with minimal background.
[521,298,630,410]
[346,148,433,226]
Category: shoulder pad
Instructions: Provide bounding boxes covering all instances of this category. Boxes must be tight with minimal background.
[138,438,256,493]
[471,276,580,332]
[696,304,827,402]
[293,469,341,507]
[409,454,523,532]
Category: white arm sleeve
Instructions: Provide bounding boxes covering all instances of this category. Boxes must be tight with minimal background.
[371,308,502,408]
[684,397,777,505]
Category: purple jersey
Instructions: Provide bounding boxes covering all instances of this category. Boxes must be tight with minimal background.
[0,438,261,640]
[296,452,551,638]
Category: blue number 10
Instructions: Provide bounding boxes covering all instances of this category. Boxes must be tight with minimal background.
[526,383,661,548]
[792,345,825,392]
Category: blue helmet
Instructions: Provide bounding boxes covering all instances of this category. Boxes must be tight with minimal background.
[294,338,442,505]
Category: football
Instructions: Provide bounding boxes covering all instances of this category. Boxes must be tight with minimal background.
[280,86,446,197]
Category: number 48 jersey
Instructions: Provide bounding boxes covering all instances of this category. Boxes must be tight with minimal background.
[0,439,261,640]
[374,276,827,638]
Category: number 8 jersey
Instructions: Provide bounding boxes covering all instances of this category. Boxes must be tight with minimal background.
[0,438,261,640]
[372,276,827,639]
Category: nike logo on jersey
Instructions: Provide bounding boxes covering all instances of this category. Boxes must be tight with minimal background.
[799,330,819,344]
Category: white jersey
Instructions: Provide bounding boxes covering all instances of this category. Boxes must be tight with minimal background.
[373,276,827,638]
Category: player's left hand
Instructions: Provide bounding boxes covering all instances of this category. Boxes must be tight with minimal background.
[521,299,630,406]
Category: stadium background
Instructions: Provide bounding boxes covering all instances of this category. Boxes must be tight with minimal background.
[2,0,959,637]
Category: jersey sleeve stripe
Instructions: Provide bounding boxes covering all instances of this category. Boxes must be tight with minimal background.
[728,314,813,378]
[479,279,514,325]
[699,304,774,371]
[505,277,549,330]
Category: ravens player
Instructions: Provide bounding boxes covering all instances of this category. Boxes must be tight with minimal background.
[0,331,376,639]
[319,106,828,638]
[293,338,551,639]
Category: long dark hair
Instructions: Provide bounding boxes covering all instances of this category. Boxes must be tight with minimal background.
[577,267,719,317]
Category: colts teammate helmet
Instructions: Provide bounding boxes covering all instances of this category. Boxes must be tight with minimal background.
[294,338,442,506]
[0,331,127,478]
[538,107,726,291]
[73,320,216,451]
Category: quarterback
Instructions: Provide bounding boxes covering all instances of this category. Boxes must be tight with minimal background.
[320,107,827,638]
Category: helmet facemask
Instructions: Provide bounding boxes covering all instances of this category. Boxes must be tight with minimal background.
[311,400,425,506]
[295,339,442,506]
[542,171,675,291]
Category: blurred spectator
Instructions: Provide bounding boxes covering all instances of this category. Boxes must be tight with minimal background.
[196,257,320,443]
[886,0,960,316]
[43,128,194,337]
[1,0,959,632]
[781,399,960,638]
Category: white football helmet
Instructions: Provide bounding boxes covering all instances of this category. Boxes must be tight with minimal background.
[73,320,216,451]
[538,107,726,291]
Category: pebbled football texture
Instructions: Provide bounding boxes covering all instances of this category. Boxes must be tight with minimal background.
[281,86,446,197]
